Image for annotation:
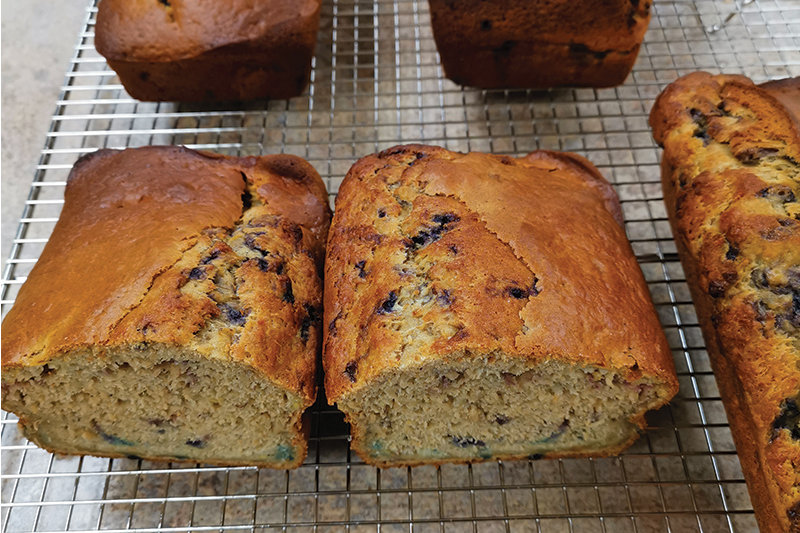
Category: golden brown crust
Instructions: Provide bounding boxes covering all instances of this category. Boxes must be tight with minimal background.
[427,0,650,88]
[1,146,331,404]
[650,72,800,533]
[323,144,677,404]
[94,0,321,101]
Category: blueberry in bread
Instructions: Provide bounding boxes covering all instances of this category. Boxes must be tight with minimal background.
[323,144,679,467]
[94,0,322,101]
[427,0,651,89]
[1,146,331,468]
[650,73,800,533]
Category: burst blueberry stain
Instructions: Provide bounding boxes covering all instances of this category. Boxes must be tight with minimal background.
[377,291,398,314]
[355,260,367,278]
[185,439,205,448]
[188,267,206,280]
[771,397,800,441]
[344,361,358,382]
[408,213,460,249]
[450,435,486,448]
[283,281,295,304]
[219,304,247,326]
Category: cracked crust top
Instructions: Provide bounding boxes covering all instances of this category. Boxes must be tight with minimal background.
[1,146,331,404]
[323,144,677,402]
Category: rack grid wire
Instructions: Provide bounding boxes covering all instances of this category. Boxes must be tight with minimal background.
[2,0,800,531]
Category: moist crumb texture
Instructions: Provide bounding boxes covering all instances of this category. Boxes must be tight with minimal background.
[1,146,331,468]
[427,0,651,89]
[323,144,679,468]
[650,72,800,533]
[94,0,322,101]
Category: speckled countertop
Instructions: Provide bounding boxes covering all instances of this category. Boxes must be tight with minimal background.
[1,1,86,262]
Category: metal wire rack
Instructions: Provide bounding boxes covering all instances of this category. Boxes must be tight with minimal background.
[2,0,800,531]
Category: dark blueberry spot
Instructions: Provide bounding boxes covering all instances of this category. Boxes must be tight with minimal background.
[771,397,800,442]
[201,249,221,264]
[409,213,460,250]
[157,429,166,434]
[188,267,206,280]
[219,304,247,326]
[241,190,252,210]
[329,312,341,336]
[255,258,270,272]
[432,213,458,225]
[752,300,767,324]
[139,72,150,82]
[40,364,54,376]
[283,281,295,304]
[378,209,387,218]
[355,260,367,278]
[450,435,486,448]
[344,361,358,382]
[508,287,527,299]
[751,268,770,289]
[710,313,721,328]
[495,415,510,425]
[244,233,269,256]
[569,43,590,55]
[288,224,304,244]
[300,304,320,343]
[736,147,779,164]
[725,245,739,261]
[185,439,205,448]
[708,280,727,298]
[495,40,516,55]
[158,0,171,6]
[480,19,492,30]
[757,186,796,203]
[377,291,398,314]
[529,453,544,460]
[788,501,800,527]
[415,152,425,160]
[437,289,453,306]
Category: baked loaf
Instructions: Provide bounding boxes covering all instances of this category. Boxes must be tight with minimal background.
[323,144,678,467]
[1,146,331,468]
[650,73,800,532]
[94,0,321,101]
[427,0,651,89]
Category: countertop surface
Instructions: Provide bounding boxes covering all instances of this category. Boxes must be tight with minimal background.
[1,1,87,263]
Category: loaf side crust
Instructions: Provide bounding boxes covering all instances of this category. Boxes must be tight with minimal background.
[650,72,800,533]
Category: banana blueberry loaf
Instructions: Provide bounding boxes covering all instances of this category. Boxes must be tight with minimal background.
[1,146,331,468]
[650,72,800,533]
[95,0,321,101]
[427,0,651,89]
[323,144,679,467]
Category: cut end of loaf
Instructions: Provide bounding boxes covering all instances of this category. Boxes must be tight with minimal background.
[2,346,308,467]
[338,357,669,467]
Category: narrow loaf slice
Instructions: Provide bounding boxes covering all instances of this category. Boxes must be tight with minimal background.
[650,72,800,533]
[323,144,678,467]
[1,146,331,468]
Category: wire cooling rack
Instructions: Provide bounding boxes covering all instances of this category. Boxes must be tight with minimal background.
[2,0,800,531]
